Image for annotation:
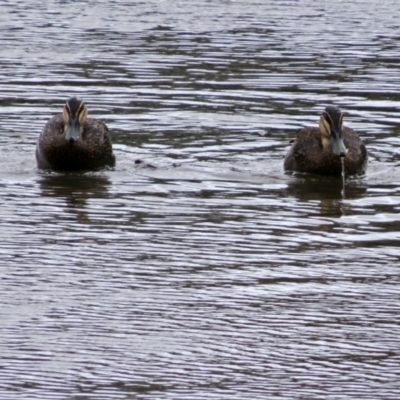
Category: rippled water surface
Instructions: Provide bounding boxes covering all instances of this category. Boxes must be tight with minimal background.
[1,1,400,399]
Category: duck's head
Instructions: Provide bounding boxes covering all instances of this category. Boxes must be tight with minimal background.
[319,106,348,158]
[63,97,88,143]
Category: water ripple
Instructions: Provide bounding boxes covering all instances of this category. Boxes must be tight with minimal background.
[1,1,400,399]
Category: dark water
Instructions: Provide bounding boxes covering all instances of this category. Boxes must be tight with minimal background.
[1,1,400,399]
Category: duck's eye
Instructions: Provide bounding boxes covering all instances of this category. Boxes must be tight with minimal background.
[60,125,64,134]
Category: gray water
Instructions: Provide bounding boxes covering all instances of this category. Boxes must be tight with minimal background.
[1,1,400,399]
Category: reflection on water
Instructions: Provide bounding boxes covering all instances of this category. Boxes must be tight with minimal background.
[1,1,400,399]
[39,173,111,223]
[284,173,368,216]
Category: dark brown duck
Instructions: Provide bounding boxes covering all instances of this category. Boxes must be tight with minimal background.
[36,97,116,171]
[284,106,367,176]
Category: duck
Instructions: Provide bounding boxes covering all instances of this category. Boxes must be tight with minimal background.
[36,97,116,171]
[284,106,367,176]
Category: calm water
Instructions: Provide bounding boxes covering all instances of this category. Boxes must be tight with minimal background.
[1,1,400,399]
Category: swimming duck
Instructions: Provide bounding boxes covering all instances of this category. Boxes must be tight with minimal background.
[284,106,367,176]
[36,97,116,171]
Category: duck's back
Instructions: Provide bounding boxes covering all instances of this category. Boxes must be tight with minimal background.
[284,126,367,176]
[36,115,115,171]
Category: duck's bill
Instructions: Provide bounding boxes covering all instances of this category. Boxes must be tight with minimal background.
[331,131,347,158]
[65,117,80,142]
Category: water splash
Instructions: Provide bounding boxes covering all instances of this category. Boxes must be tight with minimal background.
[341,157,346,198]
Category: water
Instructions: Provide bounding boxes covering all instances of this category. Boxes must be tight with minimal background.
[1,1,400,399]
[341,157,345,197]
